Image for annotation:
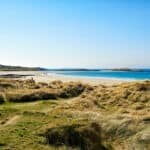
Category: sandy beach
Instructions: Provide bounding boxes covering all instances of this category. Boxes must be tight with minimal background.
[0,71,132,85]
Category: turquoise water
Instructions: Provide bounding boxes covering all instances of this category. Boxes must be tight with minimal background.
[49,70,150,80]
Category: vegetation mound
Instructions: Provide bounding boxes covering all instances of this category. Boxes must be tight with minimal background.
[0,93,5,104]
[0,79,86,103]
[44,122,106,150]
[6,90,57,102]
[59,82,85,98]
[0,78,149,150]
[78,81,150,110]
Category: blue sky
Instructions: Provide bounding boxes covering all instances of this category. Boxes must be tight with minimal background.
[0,0,149,68]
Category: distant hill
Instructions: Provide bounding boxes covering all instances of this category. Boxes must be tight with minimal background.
[103,68,145,72]
[0,64,47,71]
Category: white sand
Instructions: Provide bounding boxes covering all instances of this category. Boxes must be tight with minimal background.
[0,71,133,85]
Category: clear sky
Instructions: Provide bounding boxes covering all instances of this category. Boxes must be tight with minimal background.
[0,0,149,68]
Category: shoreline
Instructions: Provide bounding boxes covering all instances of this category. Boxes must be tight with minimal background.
[0,71,147,85]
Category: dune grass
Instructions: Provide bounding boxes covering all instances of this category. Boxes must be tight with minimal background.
[0,78,149,150]
[0,79,86,103]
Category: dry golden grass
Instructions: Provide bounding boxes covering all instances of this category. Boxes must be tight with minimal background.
[0,78,149,150]
[0,78,86,103]
[44,122,103,150]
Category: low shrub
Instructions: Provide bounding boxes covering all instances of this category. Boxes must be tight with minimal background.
[5,82,86,103]
[0,82,16,89]
[6,90,57,102]
[59,83,85,98]
[0,93,5,104]
[45,122,104,150]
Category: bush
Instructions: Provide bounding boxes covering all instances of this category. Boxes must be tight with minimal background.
[45,122,104,150]
[49,80,63,89]
[0,93,5,104]
[5,82,86,103]
[6,90,57,103]
[0,82,15,89]
[59,83,85,98]
[134,83,149,91]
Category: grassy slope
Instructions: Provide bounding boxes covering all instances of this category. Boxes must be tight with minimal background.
[0,100,69,150]
[0,79,149,150]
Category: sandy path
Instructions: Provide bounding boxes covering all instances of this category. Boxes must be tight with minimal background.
[4,115,20,126]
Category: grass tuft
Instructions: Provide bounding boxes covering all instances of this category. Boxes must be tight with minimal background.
[44,122,105,150]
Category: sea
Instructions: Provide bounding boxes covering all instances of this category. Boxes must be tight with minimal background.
[48,69,150,80]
